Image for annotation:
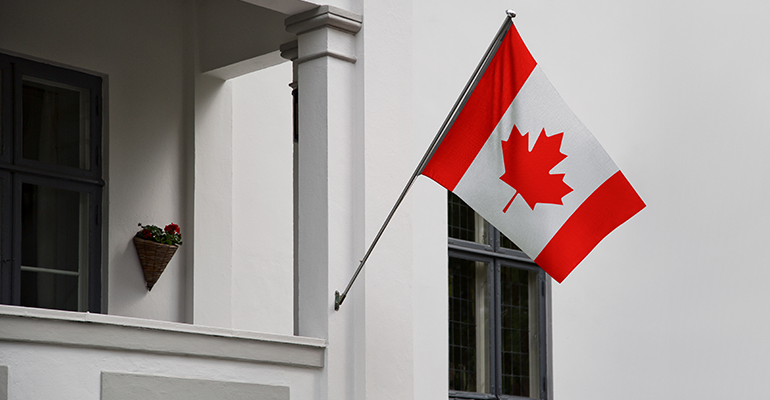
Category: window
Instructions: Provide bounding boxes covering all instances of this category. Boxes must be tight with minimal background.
[0,53,103,312]
[448,193,550,400]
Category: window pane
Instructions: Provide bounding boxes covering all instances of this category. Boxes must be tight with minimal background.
[21,183,89,311]
[500,233,521,251]
[449,257,490,393]
[20,270,79,311]
[500,265,540,398]
[448,192,489,245]
[22,76,90,170]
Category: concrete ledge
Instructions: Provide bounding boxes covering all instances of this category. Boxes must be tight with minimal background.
[0,305,325,369]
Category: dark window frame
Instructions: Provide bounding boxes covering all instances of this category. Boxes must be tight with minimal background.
[449,194,551,400]
[0,52,103,312]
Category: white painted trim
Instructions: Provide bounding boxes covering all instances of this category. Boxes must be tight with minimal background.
[204,51,288,80]
[295,50,357,65]
[0,305,325,368]
[238,0,317,16]
[285,5,363,35]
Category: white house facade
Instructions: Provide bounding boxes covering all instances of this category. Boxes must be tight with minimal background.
[2,0,770,399]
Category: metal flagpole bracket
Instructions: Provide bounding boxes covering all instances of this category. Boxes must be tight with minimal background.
[335,290,344,311]
[506,10,516,19]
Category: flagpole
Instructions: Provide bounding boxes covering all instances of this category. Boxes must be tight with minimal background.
[334,10,517,311]
[418,9,516,172]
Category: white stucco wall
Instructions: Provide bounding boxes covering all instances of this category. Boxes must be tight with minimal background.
[412,1,770,399]
[359,1,418,399]
[3,344,314,399]
[231,63,294,335]
[0,308,322,400]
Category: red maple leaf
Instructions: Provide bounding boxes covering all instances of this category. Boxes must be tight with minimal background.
[500,126,573,212]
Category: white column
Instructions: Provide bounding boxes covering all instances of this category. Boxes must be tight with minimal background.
[285,5,362,400]
[193,74,234,328]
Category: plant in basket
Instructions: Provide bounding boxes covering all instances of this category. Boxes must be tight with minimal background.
[137,223,183,246]
[134,223,183,290]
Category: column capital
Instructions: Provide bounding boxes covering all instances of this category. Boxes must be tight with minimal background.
[280,40,299,61]
[285,5,362,36]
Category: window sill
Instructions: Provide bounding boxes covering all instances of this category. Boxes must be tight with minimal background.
[0,305,325,368]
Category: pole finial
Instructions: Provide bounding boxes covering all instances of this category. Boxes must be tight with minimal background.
[506,9,516,19]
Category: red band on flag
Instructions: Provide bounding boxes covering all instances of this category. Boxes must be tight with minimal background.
[422,24,537,191]
[534,171,645,283]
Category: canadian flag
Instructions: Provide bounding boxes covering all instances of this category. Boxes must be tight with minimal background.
[422,21,645,283]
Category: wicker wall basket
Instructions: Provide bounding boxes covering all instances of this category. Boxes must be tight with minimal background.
[133,236,178,291]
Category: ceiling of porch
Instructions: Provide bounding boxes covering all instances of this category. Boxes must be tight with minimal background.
[199,0,318,79]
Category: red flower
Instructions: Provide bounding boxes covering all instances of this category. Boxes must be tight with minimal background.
[140,229,153,239]
[164,223,180,234]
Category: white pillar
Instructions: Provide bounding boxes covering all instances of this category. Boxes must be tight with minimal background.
[193,74,234,328]
[286,6,362,400]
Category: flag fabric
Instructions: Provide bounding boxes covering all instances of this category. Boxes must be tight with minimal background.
[422,21,645,283]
